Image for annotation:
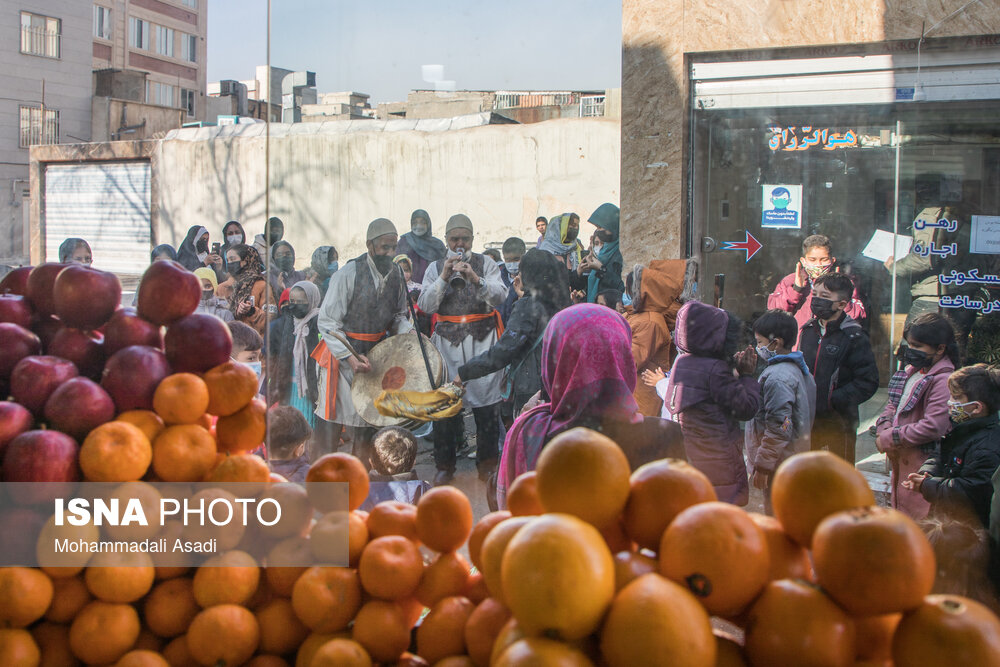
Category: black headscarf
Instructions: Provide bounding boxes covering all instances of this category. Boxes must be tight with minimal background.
[176,225,208,271]
[150,244,177,263]
[521,248,572,312]
[221,221,246,272]
[400,209,446,263]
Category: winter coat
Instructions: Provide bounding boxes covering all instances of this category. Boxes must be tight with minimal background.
[767,271,867,333]
[498,264,520,325]
[194,296,234,323]
[799,312,878,427]
[876,357,955,519]
[745,351,817,476]
[627,260,686,417]
[665,301,760,505]
[919,414,1000,528]
[270,455,309,483]
[267,313,320,408]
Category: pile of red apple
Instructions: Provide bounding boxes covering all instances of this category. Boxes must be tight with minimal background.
[0,260,233,497]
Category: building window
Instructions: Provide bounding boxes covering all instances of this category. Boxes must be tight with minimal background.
[156,25,174,57]
[580,95,606,117]
[20,11,61,58]
[181,89,196,117]
[181,33,197,63]
[93,6,112,40]
[146,81,176,107]
[180,0,197,7]
[19,106,59,147]
[130,17,150,50]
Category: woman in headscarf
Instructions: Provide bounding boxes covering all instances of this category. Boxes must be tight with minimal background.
[396,209,446,284]
[176,225,223,277]
[267,280,321,427]
[192,267,234,322]
[537,213,584,271]
[58,238,92,265]
[150,244,177,263]
[310,245,339,300]
[580,203,625,302]
[225,244,276,337]
[268,240,307,297]
[220,221,246,277]
[496,303,685,508]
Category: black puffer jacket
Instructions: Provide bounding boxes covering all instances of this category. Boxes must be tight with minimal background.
[267,314,320,407]
[799,312,878,426]
[919,414,1000,527]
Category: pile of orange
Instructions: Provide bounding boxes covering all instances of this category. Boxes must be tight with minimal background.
[4,424,1000,666]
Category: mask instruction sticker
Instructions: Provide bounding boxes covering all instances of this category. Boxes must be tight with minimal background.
[761,184,802,229]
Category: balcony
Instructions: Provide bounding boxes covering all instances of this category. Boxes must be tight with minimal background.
[20,26,61,59]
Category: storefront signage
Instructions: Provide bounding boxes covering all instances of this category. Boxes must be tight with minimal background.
[721,230,763,262]
[940,295,1000,314]
[939,270,1000,286]
[912,242,958,258]
[971,215,1000,254]
[761,184,802,229]
[767,126,858,152]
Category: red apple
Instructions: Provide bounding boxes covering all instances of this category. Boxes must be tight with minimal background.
[136,260,201,326]
[2,429,80,505]
[0,294,32,328]
[0,266,33,295]
[43,377,115,441]
[101,345,170,412]
[104,307,163,355]
[9,355,79,416]
[25,263,69,317]
[164,313,233,373]
[0,323,42,380]
[32,315,63,352]
[0,401,33,461]
[48,327,105,380]
[52,264,122,330]
[0,507,46,563]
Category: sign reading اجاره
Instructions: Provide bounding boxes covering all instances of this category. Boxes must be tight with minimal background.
[971,215,1000,254]
[761,184,803,229]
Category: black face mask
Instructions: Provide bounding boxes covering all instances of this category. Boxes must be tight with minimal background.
[903,347,934,369]
[229,261,243,276]
[565,227,579,242]
[372,254,394,275]
[810,296,839,320]
[196,239,209,253]
[276,256,294,272]
[268,229,283,245]
[288,303,310,319]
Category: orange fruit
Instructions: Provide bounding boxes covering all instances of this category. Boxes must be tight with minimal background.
[151,424,217,482]
[892,594,1000,665]
[464,570,489,604]
[144,577,200,638]
[36,514,98,577]
[306,453,370,512]
[854,613,901,662]
[599,516,632,553]
[45,574,91,623]
[534,427,631,529]
[501,513,614,641]
[812,506,935,616]
[192,550,261,607]
[506,472,544,516]
[771,451,875,547]
[464,597,512,667]
[0,628,40,666]
[295,632,349,667]
[0,567,53,627]
[84,551,156,602]
[31,621,75,667]
[116,409,166,441]
[351,599,413,663]
[490,618,528,666]
[133,628,163,652]
[257,483,313,540]
[215,397,267,453]
[161,635,198,667]
[600,573,715,667]
[612,549,658,592]
[69,601,140,665]
[494,637,595,666]
[366,500,420,542]
[310,638,372,667]
[205,452,270,483]
[416,486,474,553]
[256,598,309,655]
[102,481,163,543]
[623,458,717,551]
[153,373,210,425]
[416,595,476,664]
[658,502,770,617]
[154,565,190,580]
[79,421,152,482]
[479,516,534,603]
[358,535,424,600]
[291,566,362,633]
[264,536,314,596]
[309,511,360,567]
[179,488,246,551]
[744,579,855,667]
[186,604,260,667]
[468,511,511,570]
[203,361,259,416]
[416,551,472,607]
[748,513,813,582]
[115,649,171,667]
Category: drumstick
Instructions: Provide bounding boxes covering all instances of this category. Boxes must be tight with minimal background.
[325,331,364,362]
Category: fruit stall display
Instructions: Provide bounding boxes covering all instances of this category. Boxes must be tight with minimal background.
[2,261,1000,666]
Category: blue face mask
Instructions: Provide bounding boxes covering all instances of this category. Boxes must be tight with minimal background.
[246,361,262,379]
[505,261,520,275]
[772,197,790,209]
[327,261,339,274]
[756,343,776,361]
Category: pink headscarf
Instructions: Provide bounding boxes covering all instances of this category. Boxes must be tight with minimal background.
[497,303,642,507]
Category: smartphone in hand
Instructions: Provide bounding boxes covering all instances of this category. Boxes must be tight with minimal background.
[212,242,221,255]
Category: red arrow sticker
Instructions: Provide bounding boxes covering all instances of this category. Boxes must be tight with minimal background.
[721,231,763,263]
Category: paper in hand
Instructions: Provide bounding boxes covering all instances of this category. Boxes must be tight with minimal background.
[862,230,913,262]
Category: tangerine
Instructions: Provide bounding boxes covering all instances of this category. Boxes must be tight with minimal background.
[479,516,534,603]
[68,601,140,665]
[415,595,476,664]
[0,628,39,666]
[506,472,544,516]
[748,513,813,582]
[153,373,210,425]
[186,604,260,667]
[494,637,595,666]
[79,421,152,482]
[416,486,474,553]
[203,361,259,417]
[415,551,472,607]
[464,597,512,667]
[623,458,717,551]
[351,599,413,663]
[306,453,370,512]
[192,550,261,607]
[255,598,309,656]
[83,551,156,602]
[366,500,420,542]
[467,510,511,570]
[116,410,166,442]
[151,424,217,482]
[44,574,91,623]
[291,566,362,633]
[892,594,1000,666]
[0,567,53,627]
[144,577,200,638]
[310,638,372,667]
[357,535,423,600]
[215,397,267,453]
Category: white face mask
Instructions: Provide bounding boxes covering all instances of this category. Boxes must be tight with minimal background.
[226,233,242,245]
[412,222,428,236]
[505,261,520,275]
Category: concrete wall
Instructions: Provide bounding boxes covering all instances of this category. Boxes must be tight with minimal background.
[153,117,621,265]
[92,97,187,142]
[621,0,1000,266]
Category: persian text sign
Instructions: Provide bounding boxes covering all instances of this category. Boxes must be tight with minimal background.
[767,126,858,151]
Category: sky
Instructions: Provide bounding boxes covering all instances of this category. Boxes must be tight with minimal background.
[207,0,622,105]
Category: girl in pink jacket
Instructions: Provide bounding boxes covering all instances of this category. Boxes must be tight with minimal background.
[875,313,958,519]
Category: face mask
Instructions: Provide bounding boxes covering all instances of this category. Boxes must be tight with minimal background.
[564,227,579,242]
[772,197,790,208]
[226,233,242,245]
[504,261,520,275]
[201,289,213,302]
[229,261,243,276]
[903,347,934,370]
[810,296,839,320]
[245,361,262,379]
[327,261,339,273]
[276,256,294,272]
[196,239,209,252]
[288,303,310,319]
[268,230,282,244]
[592,241,604,254]
[412,222,428,236]
[372,254,394,275]
[803,263,832,280]
[948,399,979,424]
[596,229,615,243]
[756,342,776,361]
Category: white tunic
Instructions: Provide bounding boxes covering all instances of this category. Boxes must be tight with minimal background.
[315,256,413,426]
[417,255,508,408]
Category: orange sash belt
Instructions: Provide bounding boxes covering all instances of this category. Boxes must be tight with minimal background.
[346,331,387,343]
[431,311,504,338]
[310,331,389,421]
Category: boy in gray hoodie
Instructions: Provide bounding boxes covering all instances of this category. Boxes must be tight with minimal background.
[746,309,817,510]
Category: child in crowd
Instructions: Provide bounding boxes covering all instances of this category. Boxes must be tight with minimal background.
[193,267,233,322]
[800,273,878,466]
[499,237,526,325]
[745,310,816,511]
[267,406,312,483]
[768,234,866,331]
[596,289,624,313]
[360,426,432,511]
[228,321,265,396]
[876,313,958,519]
[903,363,1000,528]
